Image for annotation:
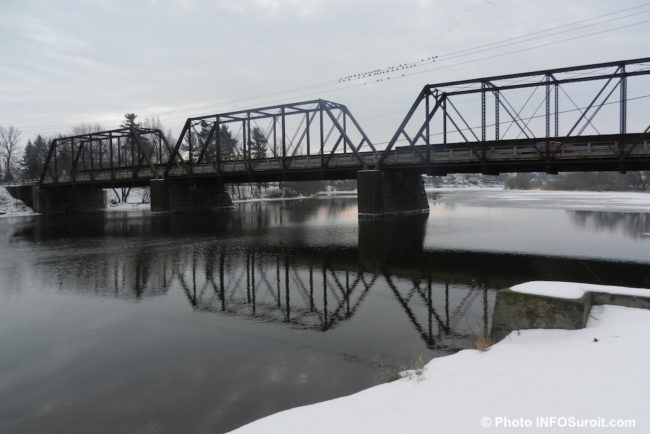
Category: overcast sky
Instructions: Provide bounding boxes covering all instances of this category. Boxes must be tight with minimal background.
[1,0,649,145]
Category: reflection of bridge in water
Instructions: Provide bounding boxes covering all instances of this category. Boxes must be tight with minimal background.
[175,248,491,349]
[14,211,650,349]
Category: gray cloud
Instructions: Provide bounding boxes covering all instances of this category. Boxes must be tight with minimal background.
[1,0,648,143]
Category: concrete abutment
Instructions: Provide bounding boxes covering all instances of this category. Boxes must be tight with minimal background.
[357,170,429,217]
[5,185,106,214]
[490,286,650,342]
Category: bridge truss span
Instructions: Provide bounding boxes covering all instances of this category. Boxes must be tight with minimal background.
[379,57,650,173]
[40,127,176,186]
[165,99,377,180]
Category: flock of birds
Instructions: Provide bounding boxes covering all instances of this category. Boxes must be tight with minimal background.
[337,56,438,84]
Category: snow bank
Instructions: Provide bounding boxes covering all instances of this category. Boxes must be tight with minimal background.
[231,304,650,433]
[0,187,36,217]
[512,281,650,300]
[104,187,149,211]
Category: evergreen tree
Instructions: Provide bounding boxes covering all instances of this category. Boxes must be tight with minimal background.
[121,113,139,129]
[21,140,35,180]
[218,125,238,161]
[20,135,48,181]
[249,127,268,159]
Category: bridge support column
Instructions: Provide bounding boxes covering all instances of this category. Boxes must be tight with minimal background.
[150,179,233,212]
[29,185,105,214]
[357,170,429,217]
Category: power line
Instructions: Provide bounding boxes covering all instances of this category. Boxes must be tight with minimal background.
[15,2,650,135]
[437,2,650,59]
[146,1,650,117]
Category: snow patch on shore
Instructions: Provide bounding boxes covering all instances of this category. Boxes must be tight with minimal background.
[511,281,650,299]
[0,187,36,217]
[104,188,149,211]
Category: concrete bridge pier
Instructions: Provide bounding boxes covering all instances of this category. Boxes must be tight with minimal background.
[150,178,234,213]
[29,185,105,213]
[357,170,429,217]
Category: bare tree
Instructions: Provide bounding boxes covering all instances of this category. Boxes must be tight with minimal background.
[141,116,174,162]
[0,126,21,183]
[71,123,102,136]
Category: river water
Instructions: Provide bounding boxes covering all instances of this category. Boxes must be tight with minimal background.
[0,189,649,433]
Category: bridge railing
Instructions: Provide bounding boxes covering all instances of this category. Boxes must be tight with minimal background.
[165,99,377,176]
[40,127,176,184]
[379,57,650,168]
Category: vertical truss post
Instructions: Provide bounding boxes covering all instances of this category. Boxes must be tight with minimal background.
[545,75,551,159]
[494,90,500,140]
[342,111,347,154]
[89,139,94,181]
[426,93,431,163]
[281,107,286,170]
[117,136,122,167]
[109,132,114,180]
[242,119,247,162]
[319,103,324,169]
[620,64,627,136]
[442,96,447,145]
[98,138,102,170]
[131,131,136,169]
[554,82,559,137]
[481,82,486,142]
[306,111,311,156]
[70,140,76,183]
[215,118,221,175]
[619,64,627,166]
[545,75,551,139]
[188,126,194,164]
[246,112,251,168]
[481,82,487,165]
[130,130,137,178]
[425,93,431,145]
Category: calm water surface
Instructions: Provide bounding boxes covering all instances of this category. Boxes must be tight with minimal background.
[0,189,649,433]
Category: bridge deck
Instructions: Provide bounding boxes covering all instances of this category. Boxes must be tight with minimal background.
[42,134,650,187]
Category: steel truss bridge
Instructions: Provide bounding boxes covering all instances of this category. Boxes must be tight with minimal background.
[39,57,650,187]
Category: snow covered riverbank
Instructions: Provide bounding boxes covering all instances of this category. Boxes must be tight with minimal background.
[0,187,35,217]
[231,284,650,434]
